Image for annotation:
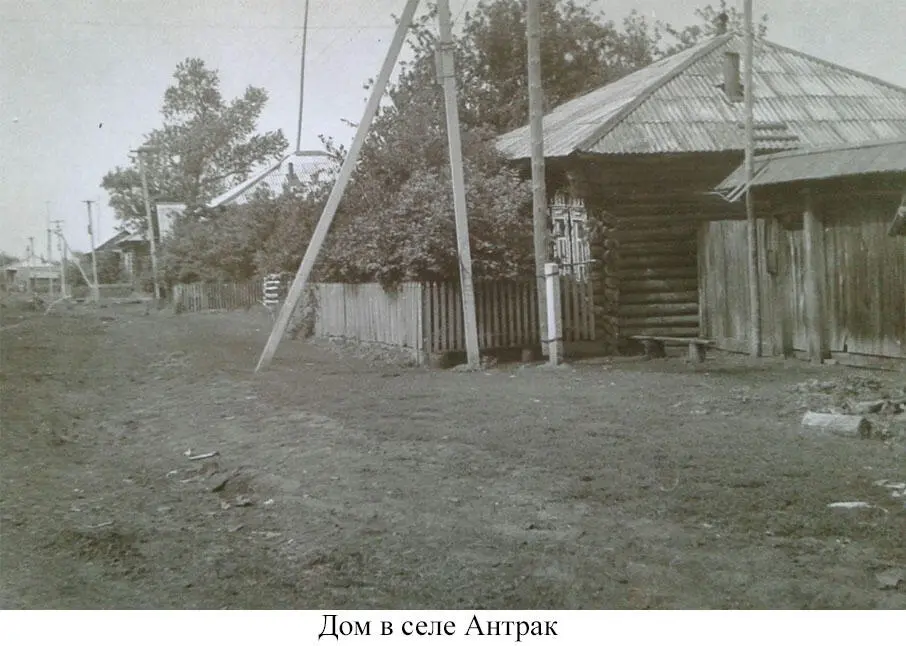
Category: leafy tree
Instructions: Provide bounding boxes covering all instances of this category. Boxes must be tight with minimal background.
[0,252,18,267]
[102,58,288,233]
[658,0,769,55]
[320,127,534,286]
[159,2,769,288]
[305,1,765,285]
[158,169,334,283]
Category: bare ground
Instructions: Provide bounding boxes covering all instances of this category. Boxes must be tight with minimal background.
[1,299,904,609]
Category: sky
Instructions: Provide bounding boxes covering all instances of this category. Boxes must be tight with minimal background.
[1,0,905,256]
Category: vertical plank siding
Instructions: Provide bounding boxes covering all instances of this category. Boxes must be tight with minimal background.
[700,201,906,360]
[173,280,262,313]
[312,283,425,356]
[420,277,594,353]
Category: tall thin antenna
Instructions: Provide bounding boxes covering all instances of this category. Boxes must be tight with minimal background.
[295,0,311,152]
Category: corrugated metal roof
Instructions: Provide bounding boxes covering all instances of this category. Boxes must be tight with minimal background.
[3,259,60,279]
[496,33,906,159]
[207,150,337,208]
[716,137,906,197]
[95,229,146,252]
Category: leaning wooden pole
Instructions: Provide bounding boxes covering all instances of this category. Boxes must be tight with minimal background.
[743,0,761,357]
[527,0,550,356]
[437,0,481,370]
[255,0,421,372]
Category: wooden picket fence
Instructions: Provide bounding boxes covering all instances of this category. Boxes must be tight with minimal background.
[313,277,594,360]
[172,276,596,361]
[422,278,594,353]
[173,280,261,313]
[312,283,423,350]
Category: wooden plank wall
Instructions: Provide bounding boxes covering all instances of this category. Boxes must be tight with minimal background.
[698,219,775,354]
[312,282,424,353]
[821,205,906,358]
[699,202,906,360]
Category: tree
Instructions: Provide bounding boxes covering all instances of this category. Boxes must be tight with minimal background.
[165,2,769,288]
[0,252,18,267]
[307,1,765,286]
[102,58,288,232]
[658,0,769,56]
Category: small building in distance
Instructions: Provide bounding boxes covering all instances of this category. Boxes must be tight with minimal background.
[2,255,61,293]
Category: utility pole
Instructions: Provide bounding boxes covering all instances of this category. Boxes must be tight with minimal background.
[743,0,761,357]
[45,202,54,298]
[255,0,421,372]
[527,0,550,357]
[57,228,93,289]
[135,147,161,303]
[52,220,67,298]
[45,202,53,259]
[84,200,100,302]
[26,238,34,294]
[295,0,311,152]
[94,197,102,248]
[437,0,481,370]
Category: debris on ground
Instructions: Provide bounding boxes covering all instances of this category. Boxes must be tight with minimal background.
[827,501,874,510]
[801,411,872,439]
[875,568,905,590]
[211,475,233,493]
[874,479,906,500]
[793,377,906,444]
[187,450,220,461]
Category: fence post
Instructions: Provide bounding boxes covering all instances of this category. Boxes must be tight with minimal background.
[545,263,563,365]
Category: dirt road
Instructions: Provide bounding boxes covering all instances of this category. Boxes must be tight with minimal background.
[1,301,904,608]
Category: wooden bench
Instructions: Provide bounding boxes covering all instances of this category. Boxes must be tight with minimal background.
[630,335,715,363]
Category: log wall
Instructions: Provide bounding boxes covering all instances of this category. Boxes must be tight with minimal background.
[565,153,746,352]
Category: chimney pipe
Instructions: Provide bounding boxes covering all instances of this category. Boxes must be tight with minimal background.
[723,52,743,102]
[716,12,729,35]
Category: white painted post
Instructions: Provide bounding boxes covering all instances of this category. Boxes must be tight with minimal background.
[545,262,563,365]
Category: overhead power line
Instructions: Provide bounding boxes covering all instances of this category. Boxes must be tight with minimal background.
[2,18,399,31]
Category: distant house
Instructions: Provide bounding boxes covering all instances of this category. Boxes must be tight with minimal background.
[705,137,906,366]
[3,254,61,293]
[94,229,149,285]
[206,149,337,209]
[496,31,906,352]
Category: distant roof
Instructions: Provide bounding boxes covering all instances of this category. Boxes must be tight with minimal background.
[716,137,906,199]
[207,150,337,209]
[95,229,146,252]
[496,33,906,159]
[96,230,134,251]
[4,259,60,278]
